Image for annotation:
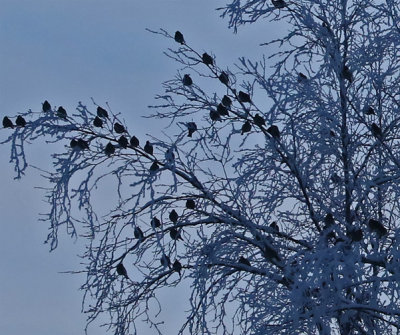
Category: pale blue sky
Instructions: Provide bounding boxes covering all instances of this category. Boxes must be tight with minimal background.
[0,1,276,334]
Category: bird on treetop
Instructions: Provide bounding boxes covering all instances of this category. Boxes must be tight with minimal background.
[149,161,159,172]
[210,109,221,122]
[183,74,193,86]
[130,136,139,147]
[42,100,51,112]
[241,121,252,135]
[3,116,13,128]
[238,91,251,103]
[116,262,129,279]
[105,142,115,156]
[202,53,214,66]
[97,106,109,118]
[57,106,67,119]
[267,125,280,139]
[151,217,161,229]
[70,139,78,148]
[169,209,179,223]
[77,138,89,150]
[170,228,183,241]
[134,227,144,241]
[222,95,232,107]
[173,260,182,275]
[114,122,125,134]
[16,115,26,127]
[217,103,229,116]
[187,122,197,137]
[144,141,154,155]
[174,31,184,44]
[186,199,196,209]
[219,71,229,85]
[93,116,103,128]
[118,136,129,148]
[253,113,265,127]
[272,0,286,8]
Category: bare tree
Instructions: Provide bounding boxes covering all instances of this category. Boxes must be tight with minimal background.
[3,0,400,334]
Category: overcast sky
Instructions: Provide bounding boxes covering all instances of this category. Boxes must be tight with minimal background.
[0,1,276,334]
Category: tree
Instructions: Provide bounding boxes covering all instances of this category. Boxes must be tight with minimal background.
[2,0,400,334]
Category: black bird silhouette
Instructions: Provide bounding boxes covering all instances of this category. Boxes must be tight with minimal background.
[298,72,308,82]
[186,199,195,209]
[263,243,281,262]
[272,0,286,8]
[151,217,161,229]
[114,122,125,134]
[16,116,26,127]
[161,254,171,268]
[182,74,193,86]
[93,116,103,128]
[239,256,251,267]
[57,106,67,119]
[77,139,89,150]
[134,227,144,241]
[3,116,13,128]
[118,136,128,148]
[144,141,154,155]
[174,31,185,44]
[70,139,78,148]
[170,228,183,241]
[342,65,353,82]
[105,142,115,156]
[368,219,387,237]
[210,109,221,122]
[241,121,251,135]
[371,123,382,137]
[324,213,335,228]
[187,122,197,137]
[97,106,109,118]
[267,125,280,139]
[253,113,265,127]
[217,103,229,116]
[219,71,229,85]
[238,91,251,103]
[116,262,129,279]
[269,221,279,232]
[202,53,213,66]
[347,228,363,242]
[173,260,182,275]
[130,136,139,147]
[364,106,375,115]
[169,209,178,223]
[222,95,232,107]
[149,161,159,172]
[42,100,51,112]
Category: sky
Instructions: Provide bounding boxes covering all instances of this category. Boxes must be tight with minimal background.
[0,1,277,334]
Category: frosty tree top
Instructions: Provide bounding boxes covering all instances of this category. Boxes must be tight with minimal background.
[3,0,400,334]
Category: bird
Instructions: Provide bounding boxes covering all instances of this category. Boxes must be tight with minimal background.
[182,74,193,86]
[267,125,280,139]
[116,262,129,279]
[272,0,286,8]
[217,103,229,116]
[253,113,265,127]
[368,219,387,237]
[187,122,197,137]
[130,136,139,147]
[160,253,171,268]
[202,53,214,66]
[263,244,281,262]
[170,228,183,241]
[114,122,125,134]
[219,71,229,85]
[118,136,128,148]
[15,115,26,127]
[239,256,251,267]
[3,116,13,128]
[169,209,178,223]
[342,65,353,82]
[174,31,185,44]
[364,106,375,115]
[93,116,103,128]
[105,142,115,156]
[269,221,279,232]
[347,228,363,242]
[134,227,144,241]
[238,91,251,103]
[149,161,159,172]
[97,106,109,118]
[222,96,232,109]
[241,121,252,135]
[144,141,154,155]
[297,72,308,82]
[70,139,78,148]
[77,138,89,150]
[324,213,335,228]
[173,260,182,275]
[151,217,161,229]
[42,100,51,112]
[186,199,196,209]
[209,109,221,122]
[371,123,382,137]
[57,106,67,119]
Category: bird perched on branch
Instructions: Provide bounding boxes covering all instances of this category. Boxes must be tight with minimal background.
[269,221,279,232]
[210,109,221,122]
[3,116,13,128]
[93,116,103,128]
[116,262,129,279]
[222,95,232,107]
[161,254,171,268]
[144,141,154,155]
[118,136,128,148]
[169,209,179,223]
[173,260,182,275]
[182,74,193,86]
[170,228,183,241]
[97,106,108,118]
[105,142,115,156]
[149,161,159,172]
[342,65,353,82]
[114,122,125,134]
[297,72,308,82]
[130,136,139,147]
[77,139,89,150]
[239,256,251,267]
[253,114,265,127]
[134,226,144,241]
[371,123,382,137]
[56,106,67,119]
[238,91,251,103]
[186,199,196,209]
[16,116,26,127]
[219,71,229,85]
[272,0,286,8]
[187,122,197,137]
[267,125,280,139]
[151,217,161,229]
[241,121,252,135]
[202,53,213,66]
[174,31,184,44]
[217,103,229,116]
[368,219,387,237]
[42,100,51,112]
